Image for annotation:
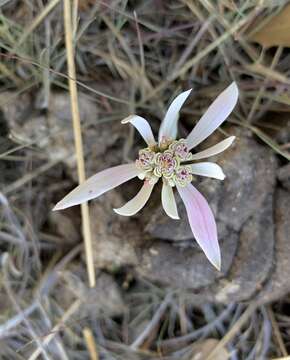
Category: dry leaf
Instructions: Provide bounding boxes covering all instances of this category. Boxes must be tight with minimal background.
[248,3,290,47]
[190,339,230,360]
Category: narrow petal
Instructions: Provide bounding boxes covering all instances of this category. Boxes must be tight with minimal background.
[191,136,235,160]
[158,89,192,144]
[190,162,225,180]
[177,184,221,270]
[122,115,156,146]
[114,181,154,216]
[161,183,179,219]
[53,163,139,210]
[186,82,238,150]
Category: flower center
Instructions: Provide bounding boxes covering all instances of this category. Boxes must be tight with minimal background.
[135,139,193,187]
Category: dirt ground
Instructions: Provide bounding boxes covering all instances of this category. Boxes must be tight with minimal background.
[0,1,290,359]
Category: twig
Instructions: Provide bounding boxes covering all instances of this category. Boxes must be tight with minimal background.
[159,303,235,352]
[205,301,258,360]
[267,306,288,357]
[63,0,95,287]
[83,327,99,360]
[130,293,172,350]
[28,300,81,360]
[3,159,61,195]
[37,302,70,360]
[16,0,61,47]
[2,254,52,360]
[0,302,38,339]
[0,53,130,105]
[136,9,248,106]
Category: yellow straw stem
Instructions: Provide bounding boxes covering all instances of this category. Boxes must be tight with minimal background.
[83,327,99,360]
[63,0,96,287]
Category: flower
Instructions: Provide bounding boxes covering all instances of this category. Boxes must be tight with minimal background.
[53,82,239,270]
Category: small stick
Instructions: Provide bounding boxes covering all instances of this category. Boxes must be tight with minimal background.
[83,327,99,360]
[130,293,172,350]
[16,0,61,47]
[63,0,96,287]
[28,300,81,360]
[267,306,288,357]
[205,301,258,360]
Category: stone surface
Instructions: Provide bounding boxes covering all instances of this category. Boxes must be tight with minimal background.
[90,190,142,270]
[213,193,274,303]
[0,91,128,181]
[136,231,238,288]
[56,266,125,318]
[277,163,290,192]
[49,210,81,245]
[258,189,290,303]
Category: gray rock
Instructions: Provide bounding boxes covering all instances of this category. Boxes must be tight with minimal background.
[136,230,238,289]
[258,189,290,303]
[56,266,126,318]
[90,190,142,270]
[277,163,290,192]
[213,193,274,303]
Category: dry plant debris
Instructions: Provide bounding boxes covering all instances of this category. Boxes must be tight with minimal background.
[248,3,290,48]
[0,0,290,359]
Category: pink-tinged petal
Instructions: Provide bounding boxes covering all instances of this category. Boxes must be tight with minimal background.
[122,115,156,146]
[114,181,154,216]
[190,162,225,180]
[53,163,140,210]
[177,183,221,270]
[158,89,192,144]
[161,183,179,219]
[186,82,238,150]
[191,136,235,160]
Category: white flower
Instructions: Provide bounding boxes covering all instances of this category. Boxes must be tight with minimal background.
[53,82,239,270]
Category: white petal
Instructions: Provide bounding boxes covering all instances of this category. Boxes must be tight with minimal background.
[177,184,221,270]
[191,136,235,160]
[53,163,139,210]
[122,115,156,146]
[158,89,192,144]
[186,82,238,150]
[114,181,154,216]
[161,183,179,219]
[190,162,225,180]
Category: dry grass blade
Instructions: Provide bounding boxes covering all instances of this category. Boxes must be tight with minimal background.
[130,293,172,350]
[83,327,99,360]
[16,0,61,47]
[250,126,290,161]
[267,306,288,357]
[0,61,22,85]
[0,53,130,104]
[63,0,95,287]
[137,1,248,105]
[27,300,81,360]
[2,159,61,195]
[245,63,290,85]
[246,46,283,123]
[205,301,258,360]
